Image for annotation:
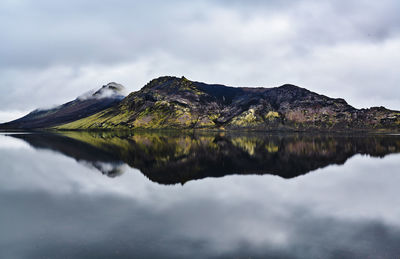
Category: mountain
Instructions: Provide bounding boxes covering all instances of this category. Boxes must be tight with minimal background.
[0,82,125,129]
[57,76,400,131]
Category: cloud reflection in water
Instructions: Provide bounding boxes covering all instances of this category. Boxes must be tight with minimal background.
[1,132,400,258]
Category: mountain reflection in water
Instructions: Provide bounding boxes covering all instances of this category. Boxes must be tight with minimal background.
[10,131,400,185]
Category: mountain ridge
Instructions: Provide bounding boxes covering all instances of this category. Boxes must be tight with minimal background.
[57,76,400,131]
[1,76,399,131]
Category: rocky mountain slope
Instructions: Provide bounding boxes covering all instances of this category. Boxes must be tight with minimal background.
[57,76,400,131]
[0,82,125,129]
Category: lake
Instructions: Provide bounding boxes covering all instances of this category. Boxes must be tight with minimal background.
[1,131,400,258]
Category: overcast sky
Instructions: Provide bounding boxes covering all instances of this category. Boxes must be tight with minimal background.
[1,0,399,122]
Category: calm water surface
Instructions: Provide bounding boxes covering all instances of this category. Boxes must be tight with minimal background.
[1,131,400,258]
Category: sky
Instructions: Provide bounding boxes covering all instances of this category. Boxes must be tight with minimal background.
[0,0,399,122]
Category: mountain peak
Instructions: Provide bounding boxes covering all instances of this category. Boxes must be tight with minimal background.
[76,82,126,101]
[103,82,125,90]
[148,75,187,83]
[277,84,306,92]
[93,82,125,98]
[141,76,195,92]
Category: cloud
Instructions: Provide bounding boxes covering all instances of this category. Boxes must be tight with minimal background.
[1,137,400,258]
[0,0,399,120]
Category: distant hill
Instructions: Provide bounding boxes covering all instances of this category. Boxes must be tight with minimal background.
[0,82,125,129]
[55,76,400,131]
